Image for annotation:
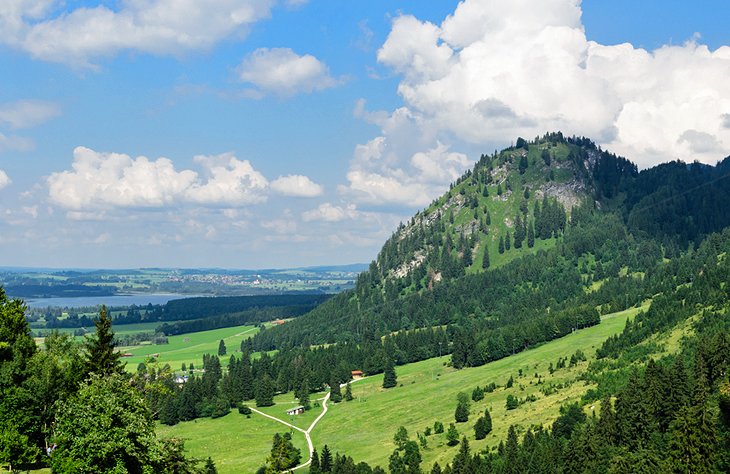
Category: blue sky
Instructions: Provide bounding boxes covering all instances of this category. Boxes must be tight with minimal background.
[1,0,729,269]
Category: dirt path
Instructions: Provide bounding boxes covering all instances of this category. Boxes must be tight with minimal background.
[250,392,330,471]
[250,376,367,472]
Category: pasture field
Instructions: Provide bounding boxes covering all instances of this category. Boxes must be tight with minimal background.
[162,305,651,472]
[118,324,260,371]
[157,411,309,474]
[313,305,648,469]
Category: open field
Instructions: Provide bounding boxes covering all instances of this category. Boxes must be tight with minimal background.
[157,410,309,473]
[313,305,648,469]
[161,304,650,472]
[118,324,260,371]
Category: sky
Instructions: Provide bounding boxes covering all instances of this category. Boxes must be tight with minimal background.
[0,0,729,269]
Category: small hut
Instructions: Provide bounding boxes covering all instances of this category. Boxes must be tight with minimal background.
[286,406,305,416]
[351,370,364,379]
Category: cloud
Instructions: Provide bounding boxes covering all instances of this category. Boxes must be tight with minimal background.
[237,48,339,97]
[368,0,730,169]
[0,132,34,152]
[339,137,469,207]
[47,147,268,210]
[0,169,10,190]
[302,202,359,222]
[0,0,277,67]
[0,100,61,129]
[270,174,323,197]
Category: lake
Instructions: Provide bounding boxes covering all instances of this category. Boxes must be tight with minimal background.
[24,293,194,309]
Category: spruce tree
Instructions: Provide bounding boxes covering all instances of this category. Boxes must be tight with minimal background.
[505,232,511,250]
[310,449,321,474]
[527,221,535,248]
[217,339,226,356]
[382,358,397,389]
[344,382,353,401]
[320,445,332,472]
[297,379,311,410]
[84,305,123,377]
[446,424,459,446]
[482,249,490,269]
[255,373,275,407]
[329,375,342,403]
[498,235,505,254]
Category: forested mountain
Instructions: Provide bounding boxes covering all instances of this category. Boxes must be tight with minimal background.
[250,132,729,353]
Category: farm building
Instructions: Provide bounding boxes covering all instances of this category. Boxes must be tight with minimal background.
[286,406,305,416]
[351,370,364,379]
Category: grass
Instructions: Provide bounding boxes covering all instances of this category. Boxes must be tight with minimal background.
[161,304,652,472]
[157,410,309,473]
[118,324,260,372]
[312,305,648,470]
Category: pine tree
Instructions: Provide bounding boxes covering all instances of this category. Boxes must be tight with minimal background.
[217,339,226,356]
[297,379,311,410]
[482,249,490,269]
[527,221,535,248]
[344,382,353,401]
[320,445,332,472]
[498,235,505,254]
[455,392,470,423]
[255,373,275,407]
[84,305,123,377]
[446,424,459,446]
[330,375,342,403]
[505,232,511,250]
[310,449,321,474]
[203,457,217,474]
[383,358,397,389]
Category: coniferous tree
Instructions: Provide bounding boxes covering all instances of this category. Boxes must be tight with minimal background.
[482,249,490,269]
[455,392,470,423]
[84,305,123,377]
[505,232,511,250]
[446,424,460,446]
[498,236,505,254]
[320,445,332,472]
[383,358,397,389]
[218,339,226,356]
[255,373,275,407]
[344,382,353,401]
[527,221,535,248]
[330,375,342,403]
[297,379,311,410]
[309,449,320,474]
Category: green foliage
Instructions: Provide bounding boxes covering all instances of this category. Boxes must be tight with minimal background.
[217,339,226,356]
[455,392,470,423]
[383,358,397,389]
[84,305,123,377]
[255,373,275,407]
[264,432,301,473]
[433,421,444,434]
[505,394,518,410]
[51,374,199,473]
[446,424,459,446]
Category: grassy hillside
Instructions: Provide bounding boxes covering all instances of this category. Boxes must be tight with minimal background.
[161,305,654,473]
[157,410,309,473]
[118,323,260,371]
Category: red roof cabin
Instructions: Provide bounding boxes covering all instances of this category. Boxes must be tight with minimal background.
[351,370,364,379]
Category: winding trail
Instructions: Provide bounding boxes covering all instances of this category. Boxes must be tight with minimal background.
[250,377,368,472]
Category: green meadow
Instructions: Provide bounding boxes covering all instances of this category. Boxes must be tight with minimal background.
[118,324,260,371]
[162,305,651,472]
[157,411,309,474]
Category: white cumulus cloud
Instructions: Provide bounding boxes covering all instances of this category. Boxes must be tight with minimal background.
[339,136,470,207]
[302,202,359,222]
[237,48,338,97]
[47,147,268,210]
[0,0,277,67]
[0,169,11,190]
[270,174,323,197]
[367,0,730,169]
